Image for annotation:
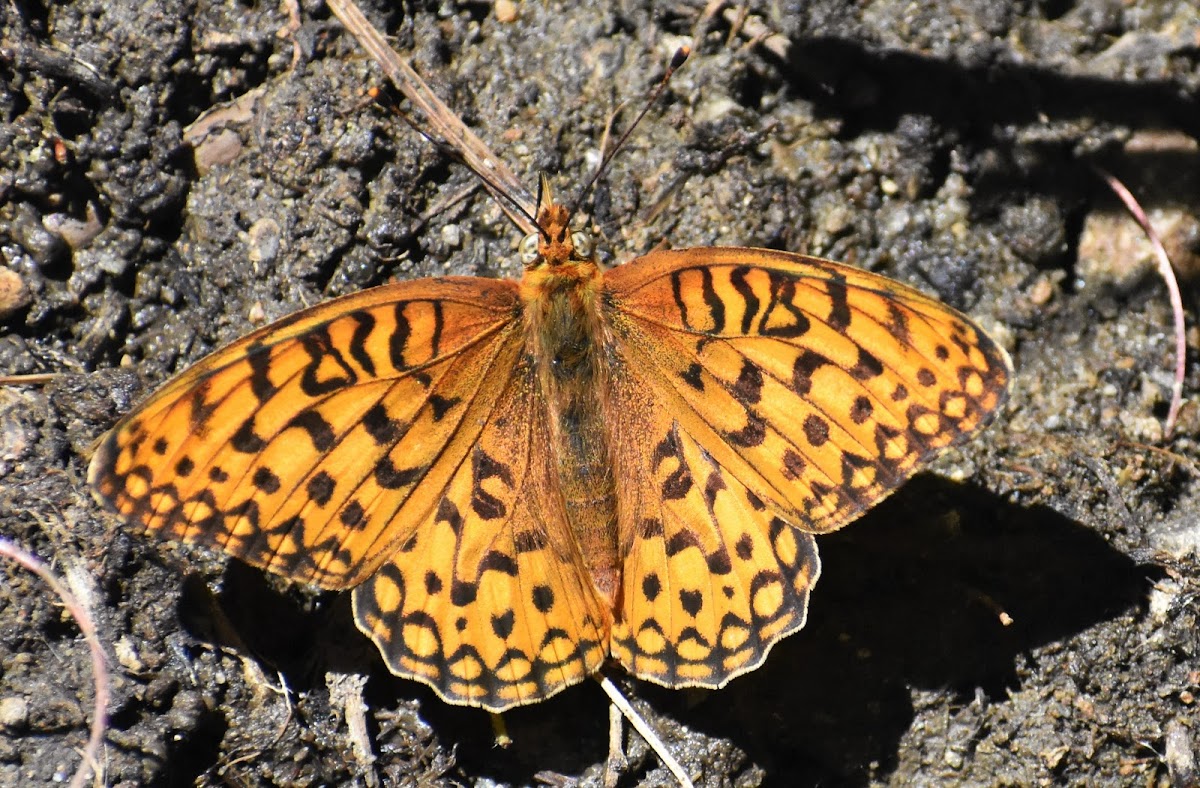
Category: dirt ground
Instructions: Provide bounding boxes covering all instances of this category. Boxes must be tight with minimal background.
[3,0,1200,785]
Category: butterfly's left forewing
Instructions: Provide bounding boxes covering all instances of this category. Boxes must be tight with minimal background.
[601,247,1011,688]
[90,277,526,589]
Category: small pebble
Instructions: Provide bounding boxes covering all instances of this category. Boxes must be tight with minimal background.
[0,268,31,318]
[0,697,29,729]
[495,0,518,24]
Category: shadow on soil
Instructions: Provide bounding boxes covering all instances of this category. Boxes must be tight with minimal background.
[189,472,1148,785]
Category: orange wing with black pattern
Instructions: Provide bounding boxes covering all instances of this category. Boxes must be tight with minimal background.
[88,276,609,711]
[600,247,1011,688]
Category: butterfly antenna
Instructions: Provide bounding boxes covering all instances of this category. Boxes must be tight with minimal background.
[366,86,543,236]
[567,46,690,220]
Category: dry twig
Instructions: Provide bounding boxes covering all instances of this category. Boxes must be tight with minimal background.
[597,675,695,788]
[326,0,536,233]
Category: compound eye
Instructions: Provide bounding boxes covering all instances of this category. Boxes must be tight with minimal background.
[571,231,594,260]
[519,233,540,265]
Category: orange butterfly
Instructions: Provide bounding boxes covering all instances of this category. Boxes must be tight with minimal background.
[89,168,1011,711]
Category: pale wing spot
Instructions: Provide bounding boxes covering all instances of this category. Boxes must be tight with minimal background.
[772,525,799,566]
[126,474,150,499]
[942,393,969,420]
[912,412,942,436]
[450,655,484,682]
[963,369,986,398]
[750,575,787,621]
[676,638,709,663]
[847,464,877,489]
[720,624,751,652]
[404,621,441,660]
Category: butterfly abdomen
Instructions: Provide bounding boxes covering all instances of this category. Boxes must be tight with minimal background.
[523,265,621,605]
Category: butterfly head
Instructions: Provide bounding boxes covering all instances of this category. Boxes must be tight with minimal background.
[519,177,597,271]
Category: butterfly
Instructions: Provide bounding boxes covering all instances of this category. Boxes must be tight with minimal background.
[88,168,1011,712]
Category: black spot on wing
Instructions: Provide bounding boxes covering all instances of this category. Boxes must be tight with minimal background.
[481,551,518,576]
[825,274,851,332]
[731,359,763,405]
[792,350,830,396]
[390,299,444,370]
[759,271,811,338]
[231,420,266,453]
[885,301,911,344]
[850,396,873,424]
[306,471,335,506]
[347,311,377,376]
[671,266,725,334]
[428,394,460,421]
[729,266,759,334]
[666,529,700,557]
[680,589,703,617]
[375,457,423,490]
[680,362,705,391]
[726,410,766,448]
[532,585,555,612]
[451,580,477,606]
[288,410,335,452]
[340,500,365,529]
[850,347,883,381]
[299,328,357,396]
[363,403,402,445]
[491,609,515,639]
[654,429,692,500]
[803,415,830,447]
[252,466,280,493]
[246,342,276,403]
[470,449,514,520]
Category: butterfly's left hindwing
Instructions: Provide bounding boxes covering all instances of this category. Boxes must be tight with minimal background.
[352,351,611,710]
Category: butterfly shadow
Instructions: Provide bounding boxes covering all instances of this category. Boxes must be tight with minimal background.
[638,472,1152,786]
[358,473,1150,786]
[185,473,1149,786]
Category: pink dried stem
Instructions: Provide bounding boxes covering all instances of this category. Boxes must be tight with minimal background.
[1093,166,1187,438]
[0,538,109,788]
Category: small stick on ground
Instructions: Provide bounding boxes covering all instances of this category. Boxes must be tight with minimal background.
[328,672,381,788]
[597,675,695,788]
[1093,166,1187,439]
[721,7,790,60]
[0,373,59,385]
[326,0,536,233]
[0,538,109,788]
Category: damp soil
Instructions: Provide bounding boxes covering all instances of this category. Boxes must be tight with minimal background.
[3,1,1200,786]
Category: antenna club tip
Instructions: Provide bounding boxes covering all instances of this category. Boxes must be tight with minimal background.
[670,47,691,70]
